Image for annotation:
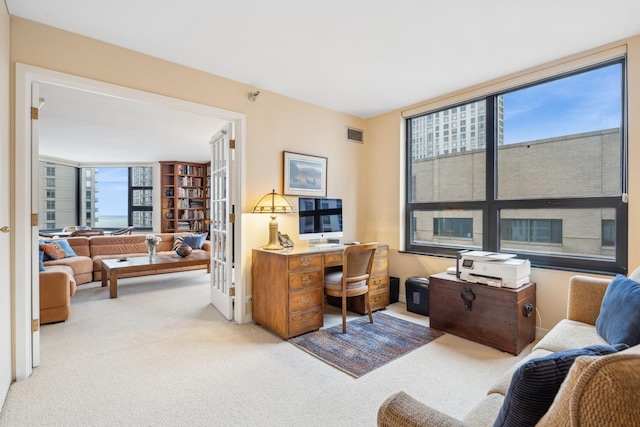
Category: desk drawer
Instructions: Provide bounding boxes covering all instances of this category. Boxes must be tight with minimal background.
[289,287,323,312]
[288,254,322,271]
[288,306,323,336]
[369,275,388,292]
[372,258,388,275]
[324,251,343,266]
[289,270,322,290]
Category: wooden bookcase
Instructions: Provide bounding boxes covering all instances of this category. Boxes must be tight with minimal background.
[160,161,208,233]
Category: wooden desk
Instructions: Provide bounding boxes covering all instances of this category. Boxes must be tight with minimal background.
[251,244,389,339]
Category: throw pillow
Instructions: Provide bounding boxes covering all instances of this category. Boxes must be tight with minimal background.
[39,242,68,261]
[40,239,77,259]
[183,233,207,249]
[172,234,186,251]
[493,344,628,427]
[596,274,640,347]
[39,250,46,272]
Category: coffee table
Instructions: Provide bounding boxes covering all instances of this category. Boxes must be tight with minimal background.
[101,252,211,298]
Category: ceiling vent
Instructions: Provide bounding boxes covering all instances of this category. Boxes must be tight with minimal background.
[346,127,364,143]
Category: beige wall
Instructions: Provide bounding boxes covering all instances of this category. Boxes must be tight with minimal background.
[8,17,640,332]
[367,36,640,331]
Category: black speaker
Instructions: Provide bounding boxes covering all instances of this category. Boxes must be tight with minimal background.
[389,276,399,304]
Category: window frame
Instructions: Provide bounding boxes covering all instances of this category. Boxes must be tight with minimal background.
[405,58,628,275]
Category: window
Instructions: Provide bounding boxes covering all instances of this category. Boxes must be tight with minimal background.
[602,220,615,247]
[46,200,55,209]
[501,219,562,244]
[406,60,627,274]
[434,218,473,239]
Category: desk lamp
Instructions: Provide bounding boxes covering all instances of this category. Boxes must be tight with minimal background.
[251,189,295,250]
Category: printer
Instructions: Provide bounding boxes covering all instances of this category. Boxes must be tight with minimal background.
[457,250,531,288]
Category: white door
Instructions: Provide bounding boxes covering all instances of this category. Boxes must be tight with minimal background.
[209,124,234,320]
[31,84,41,367]
[0,38,12,405]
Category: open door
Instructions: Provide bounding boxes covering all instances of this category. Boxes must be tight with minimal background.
[209,124,234,320]
[30,83,41,367]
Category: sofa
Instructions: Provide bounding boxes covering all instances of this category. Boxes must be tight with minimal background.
[378,268,640,427]
[39,233,211,323]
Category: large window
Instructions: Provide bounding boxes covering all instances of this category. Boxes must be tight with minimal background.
[39,162,154,232]
[406,60,627,274]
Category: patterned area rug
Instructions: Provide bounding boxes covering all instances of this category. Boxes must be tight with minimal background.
[288,312,444,377]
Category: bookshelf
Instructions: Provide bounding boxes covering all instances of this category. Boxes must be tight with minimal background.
[160,161,209,233]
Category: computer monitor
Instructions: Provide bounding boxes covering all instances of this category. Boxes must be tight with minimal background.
[298,197,343,241]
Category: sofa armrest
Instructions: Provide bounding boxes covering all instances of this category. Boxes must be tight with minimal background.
[39,271,71,309]
[567,275,610,325]
[378,392,467,427]
[202,240,211,252]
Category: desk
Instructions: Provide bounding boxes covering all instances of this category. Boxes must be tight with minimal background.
[251,244,389,339]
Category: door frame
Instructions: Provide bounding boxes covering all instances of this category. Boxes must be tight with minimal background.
[14,63,248,380]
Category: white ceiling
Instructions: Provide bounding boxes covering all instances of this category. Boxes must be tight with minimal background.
[7,0,640,163]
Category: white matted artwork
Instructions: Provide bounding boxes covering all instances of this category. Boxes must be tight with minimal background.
[283,151,327,197]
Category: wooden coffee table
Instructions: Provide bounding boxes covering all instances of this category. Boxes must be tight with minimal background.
[101,252,211,298]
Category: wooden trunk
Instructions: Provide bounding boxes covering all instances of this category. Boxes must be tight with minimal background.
[429,272,536,355]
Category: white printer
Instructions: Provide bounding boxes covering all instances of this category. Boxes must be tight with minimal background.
[457,250,531,289]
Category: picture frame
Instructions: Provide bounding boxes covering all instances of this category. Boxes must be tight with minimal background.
[283,151,327,197]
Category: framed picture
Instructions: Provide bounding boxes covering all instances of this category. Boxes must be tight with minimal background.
[283,151,327,197]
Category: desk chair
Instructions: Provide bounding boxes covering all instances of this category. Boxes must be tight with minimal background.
[69,229,104,237]
[324,242,378,333]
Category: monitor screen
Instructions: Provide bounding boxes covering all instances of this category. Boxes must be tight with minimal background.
[298,197,343,241]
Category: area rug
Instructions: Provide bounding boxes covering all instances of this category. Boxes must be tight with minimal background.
[288,312,444,377]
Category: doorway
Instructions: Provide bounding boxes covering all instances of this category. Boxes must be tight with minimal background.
[14,63,247,380]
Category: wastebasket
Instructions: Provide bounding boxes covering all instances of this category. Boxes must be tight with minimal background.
[405,276,429,316]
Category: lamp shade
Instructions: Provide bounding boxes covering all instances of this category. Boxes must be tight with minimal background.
[251,190,295,250]
[251,190,295,215]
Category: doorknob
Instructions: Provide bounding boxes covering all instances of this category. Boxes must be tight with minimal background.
[0,226,9,233]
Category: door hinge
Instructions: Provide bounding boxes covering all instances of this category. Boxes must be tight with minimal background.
[229,213,235,223]
[229,287,236,297]
[31,213,38,226]
[32,319,39,332]
[31,107,39,120]
[229,139,236,149]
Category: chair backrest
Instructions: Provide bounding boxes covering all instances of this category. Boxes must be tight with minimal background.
[62,225,91,233]
[343,243,378,282]
[111,226,135,235]
[70,229,104,237]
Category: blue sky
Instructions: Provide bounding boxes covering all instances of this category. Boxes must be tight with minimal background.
[503,63,622,144]
[95,167,128,216]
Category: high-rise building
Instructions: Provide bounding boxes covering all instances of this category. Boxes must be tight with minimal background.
[409,98,504,160]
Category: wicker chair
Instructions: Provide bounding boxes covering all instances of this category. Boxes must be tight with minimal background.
[110,226,135,235]
[69,229,104,237]
[324,242,378,333]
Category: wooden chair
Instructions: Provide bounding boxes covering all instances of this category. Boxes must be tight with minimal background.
[324,242,378,333]
[69,229,104,237]
[110,226,135,235]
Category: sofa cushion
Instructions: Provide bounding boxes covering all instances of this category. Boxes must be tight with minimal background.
[533,319,608,353]
[596,274,640,347]
[493,344,627,427]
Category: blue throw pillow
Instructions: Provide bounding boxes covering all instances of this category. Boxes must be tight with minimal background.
[596,275,640,347]
[493,344,628,427]
[182,233,207,249]
[39,250,46,272]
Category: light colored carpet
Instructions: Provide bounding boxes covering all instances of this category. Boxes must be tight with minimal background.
[0,271,536,426]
